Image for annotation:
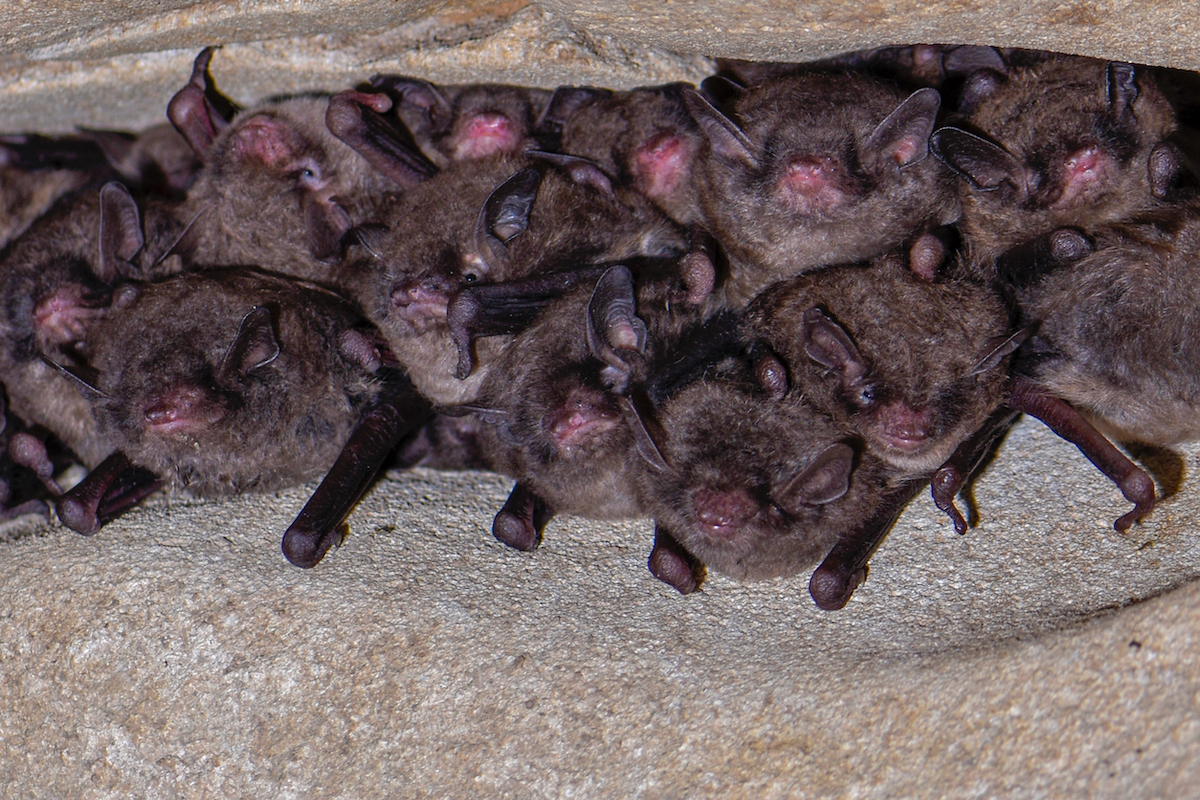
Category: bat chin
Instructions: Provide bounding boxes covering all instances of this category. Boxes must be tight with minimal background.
[389,303,449,334]
[873,433,953,474]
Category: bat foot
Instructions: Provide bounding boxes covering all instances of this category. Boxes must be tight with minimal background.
[281,521,346,568]
[56,494,101,536]
[492,510,540,551]
[1115,468,1156,532]
[647,525,704,594]
[930,467,969,535]
[809,563,868,610]
[647,545,703,594]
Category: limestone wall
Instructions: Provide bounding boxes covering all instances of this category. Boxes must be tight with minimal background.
[3,3,1200,798]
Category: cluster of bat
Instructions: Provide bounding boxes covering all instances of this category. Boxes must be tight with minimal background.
[2,43,1198,609]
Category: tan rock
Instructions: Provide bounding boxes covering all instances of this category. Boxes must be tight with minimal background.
[2,2,1200,795]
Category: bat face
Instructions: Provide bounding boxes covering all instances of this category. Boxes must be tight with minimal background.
[1014,204,1200,446]
[686,72,958,304]
[78,269,383,498]
[182,97,397,280]
[745,252,1014,476]
[635,366,891,582]
[370,77,551,166]
[0,183,184,468]
[553,84,705,224]
[342,154,686,405]
[932,56,1181,264]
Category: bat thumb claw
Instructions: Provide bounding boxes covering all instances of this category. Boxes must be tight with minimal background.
[808,564,866,610]
[281,521,346,568]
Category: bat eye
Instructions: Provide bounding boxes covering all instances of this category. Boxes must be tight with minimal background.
[295,160,326,189]
[851,384,877,410]
[463,272,478,283]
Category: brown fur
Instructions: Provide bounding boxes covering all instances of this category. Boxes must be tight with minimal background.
[556,84,705,224]
[635,365,893,581]
[1018,201,1200,445]
[338,154,686,405]
[382,80,552,166]
[689,72,959,305]
[745,253,1013,475]
[0,188,184,467]
[180,97,398,283]
[77,269,383,498]
[938,55,1178,265]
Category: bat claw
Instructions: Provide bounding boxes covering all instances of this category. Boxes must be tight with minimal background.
[492,510,539,551]
[808,563,867,610]
[647,525,704,594]
[56,494,101,536]
[281,521,347,568]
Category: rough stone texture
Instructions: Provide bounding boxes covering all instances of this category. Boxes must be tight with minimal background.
[540,0,1200,69]
[0,3,714,134]
[2,2,1200,797]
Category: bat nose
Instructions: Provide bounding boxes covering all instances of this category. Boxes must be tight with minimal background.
[391,279,448,309]
[690,487,758,533]
[143,384,226,432]
[875,400,932,449]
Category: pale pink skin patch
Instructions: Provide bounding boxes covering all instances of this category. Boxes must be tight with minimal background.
[390,283,450,333]
[144,385,227,434]
[34,285,106,346]
[776,156,853,215]
[547,389,620,451]
[452,113,522,160]
[871,400,932,455]
[632,131,690,202]
[1051,146,1112,209]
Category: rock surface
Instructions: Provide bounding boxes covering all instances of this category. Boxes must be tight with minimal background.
[3,2,1200,797]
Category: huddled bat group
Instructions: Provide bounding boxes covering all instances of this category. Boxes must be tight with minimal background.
[4,44,1199,610]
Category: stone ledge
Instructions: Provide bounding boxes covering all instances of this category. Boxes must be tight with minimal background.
[1,417,1198,797]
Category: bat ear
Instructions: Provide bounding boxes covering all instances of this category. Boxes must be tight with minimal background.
[533,86,612,148]
[587,265,647,391]
[931,126,1029,197]
[40,355,106,399]
[325,90,439,188]
[167,47,233,159]
[957,69,1007,114]
[473,166,542,275]
[528,151,615,194]
[683,88,758,168]
[773,442,855,513]
[802,307,869,387]
[301,190,353,263]
[862,87,939,173]
[941,45,1007,78]
[1107,62,1139,122]
[79,128,137,174]
[620,395,670,474]
[698,75,746,114]
[220,305,280,383]
[368,75,454,133]
[971,327,1033,376]
[97,182,144,283]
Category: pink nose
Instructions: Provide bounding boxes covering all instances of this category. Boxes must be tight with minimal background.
[875,401,931,446]
[144,385,225,432]
[690,487,758,533]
